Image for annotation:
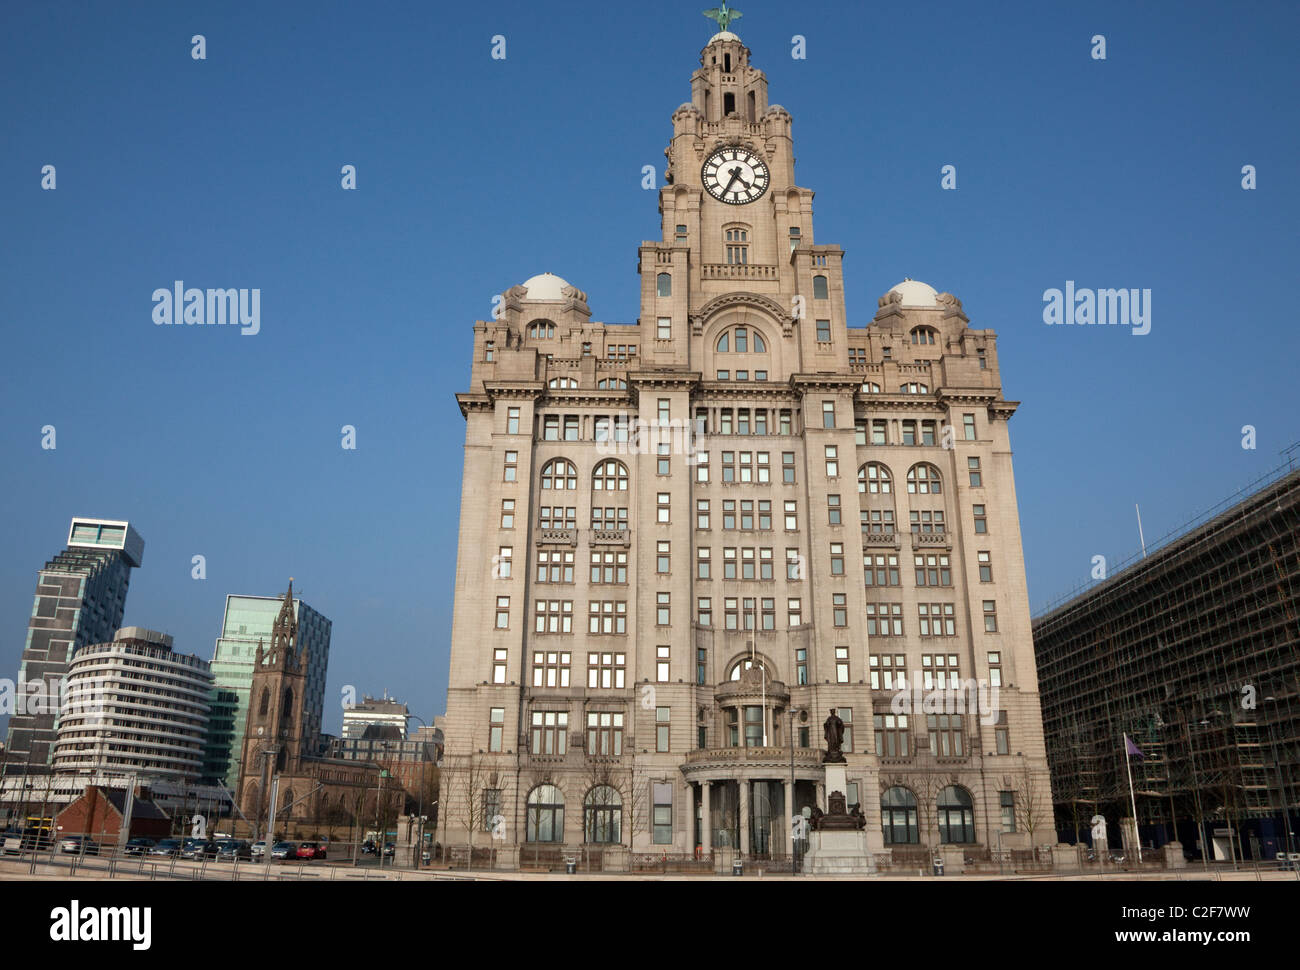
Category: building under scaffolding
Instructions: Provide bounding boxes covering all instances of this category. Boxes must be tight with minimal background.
[1032,461,1300,861]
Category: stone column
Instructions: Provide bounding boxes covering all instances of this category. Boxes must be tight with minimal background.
[739,778,750,855]
[701,781,712,855]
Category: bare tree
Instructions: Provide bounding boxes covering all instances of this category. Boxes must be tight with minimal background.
[1002,760,1048,852]
[441,749,496,863]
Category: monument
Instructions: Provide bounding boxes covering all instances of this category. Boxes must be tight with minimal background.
[800,710,882,874]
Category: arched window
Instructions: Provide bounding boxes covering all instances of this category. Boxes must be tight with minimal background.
[899,382,930,394]
[657,273,672,298]
[728,658,767,681]
[541,458,578,490]
[906,463,942,495]
[813,275,829,300]
[526,784,565,842]
[937,786,975,844]
[910,326,937,345]
[715,326,767,354]
[258,687,270,717]
[584,786,622,844]
[548,377,578,389]
[592,459,628,491]
[724,226,750,264]
[528,321,555,339]
[861,382,881,393]
[881,787,919,845]
[597,378,627,390]
[281,788,295,820]
[859,462,892,494]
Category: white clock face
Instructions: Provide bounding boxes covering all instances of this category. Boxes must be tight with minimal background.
[702,148,770,205]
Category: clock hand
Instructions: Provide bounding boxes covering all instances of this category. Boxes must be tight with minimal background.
[723,167,749,193]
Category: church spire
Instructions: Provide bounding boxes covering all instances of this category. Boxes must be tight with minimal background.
[270,578,299,669]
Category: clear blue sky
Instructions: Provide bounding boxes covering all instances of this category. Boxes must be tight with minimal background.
[2,0,1297,734]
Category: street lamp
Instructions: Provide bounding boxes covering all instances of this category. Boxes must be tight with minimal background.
[405,713,433,869]
[787,707,806,875]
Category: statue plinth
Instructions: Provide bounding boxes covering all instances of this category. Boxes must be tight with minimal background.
[802,760,876,874]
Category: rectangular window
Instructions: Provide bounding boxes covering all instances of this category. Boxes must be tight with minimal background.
[968,457,982,487]
[503,451,518,481]
[827,494,841,525]
[586,711,624,756]
[657,492,671,523]
[840,707,853,752]
[988,651,1002,688]
[914,553,952,587]
[863,553,900,586]
[759,547,774,580]
[868,654,907,690]
[497,546,512,578]
[533,599,574,633]
[921,420,937,446]
[918,604,956,638]
[657,317,672,339]
[696,499,710,529]
[501,498,515,529]
[586,651,627,688]
[721,451,735,482]
[901,421,916,446]
[696,647,708,685]
[696,450,710,482]
[488,708,504,752]
[855,419,866,446]
[822,400,835,429]
[493,647,508,684]
[543,415,559,440]
[927,713,964,757]
[996,711,1010,756]
[697,546,711,579]
[756,451,770,483]
[485,341,495,362]
[588,602,629,636]
[657,645,670,682]
[786,548,802,580]
[657,540,671,574]
[873,713,909,758]
[652,783,673,844]
[530,711,569,755]
[657,591,671,625]
[871,419,887,446]
[723,500,736,530]
[782,451,796,483]
[658,398,671,424]
[1000,790,1016,831]
[495,596,510,629]
[755,411,768,434]
[564,415,580,441]
[795,647,808,685]
[761,596,775,629]
[978,551,993,583]
[506,407,519,434]
[531,650,572,688]
[983,600,999,633]
[784,500,798,531]
[779,410,792,435]
[825,444,839,478]
[815,319,832,342]
[656,706,671,752]
[973,504,988,534]
[676,224,687,242]
[697,597,712,626]
[720,410,733,434]
[963,413,976,440]
[865,603,903,637]
[588,550,627,585]
[832,593,848,627]
[835,646,849,683]
[758,500,772,530]
[657,441,670,476]
[788,597,802,627]
[829,542,844,575]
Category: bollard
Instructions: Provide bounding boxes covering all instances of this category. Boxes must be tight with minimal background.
[732,860,744,877]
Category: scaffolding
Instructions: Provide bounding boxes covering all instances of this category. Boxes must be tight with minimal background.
[1032,461,1300,857]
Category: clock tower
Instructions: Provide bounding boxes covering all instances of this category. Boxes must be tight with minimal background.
[641,27,848,375]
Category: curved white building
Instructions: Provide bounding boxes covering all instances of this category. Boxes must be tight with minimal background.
[52,627,212,784]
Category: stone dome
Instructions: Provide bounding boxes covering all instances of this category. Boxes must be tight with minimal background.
[888,279,940,308]
[708,31,741,43]
[521,273,571,301]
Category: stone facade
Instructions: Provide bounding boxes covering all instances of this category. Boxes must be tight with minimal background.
[439,28,1050,868]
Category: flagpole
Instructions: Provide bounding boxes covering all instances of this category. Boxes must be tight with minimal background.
[1124,735,1143,864]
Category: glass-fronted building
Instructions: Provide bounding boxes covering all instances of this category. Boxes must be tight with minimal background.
[202,593,332,788]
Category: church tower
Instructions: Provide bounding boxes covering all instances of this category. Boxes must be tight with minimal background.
[236,581,309,815]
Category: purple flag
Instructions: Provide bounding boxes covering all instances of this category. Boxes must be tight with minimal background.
[1124,734,1144,761]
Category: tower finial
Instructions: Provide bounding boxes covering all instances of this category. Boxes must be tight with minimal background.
[703,3,742,34]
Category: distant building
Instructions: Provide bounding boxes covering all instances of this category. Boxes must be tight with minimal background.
[5,518,144,770]
[1033,465,1300,860]
[342,693,409,740]
[54,784,172,841]
[203,590,331,788]
[51,627,212,785]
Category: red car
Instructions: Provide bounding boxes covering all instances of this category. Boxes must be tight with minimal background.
[296,841,327,860]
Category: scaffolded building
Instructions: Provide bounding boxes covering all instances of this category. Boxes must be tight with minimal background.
[1032,460,1300,860]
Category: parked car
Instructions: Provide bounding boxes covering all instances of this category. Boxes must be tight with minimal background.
[251,841,267,859]
[296,841,326,860]
[382,842,395,858]
[59,835,99,855]
[360,839,377,855]
[124,838,157,856]
[148,839,182,857]
[270,841,298,860]
[216,840,252,861]
[181,839,220,860]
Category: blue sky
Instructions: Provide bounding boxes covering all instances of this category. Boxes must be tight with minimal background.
[1,0,1297,733]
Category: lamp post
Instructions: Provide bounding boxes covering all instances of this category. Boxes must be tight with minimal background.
[1185,713,1210,875]
[787,706,806,875]
[405,713,432,869]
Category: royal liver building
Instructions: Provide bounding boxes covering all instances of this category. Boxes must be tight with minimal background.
[439,19,1050,871]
